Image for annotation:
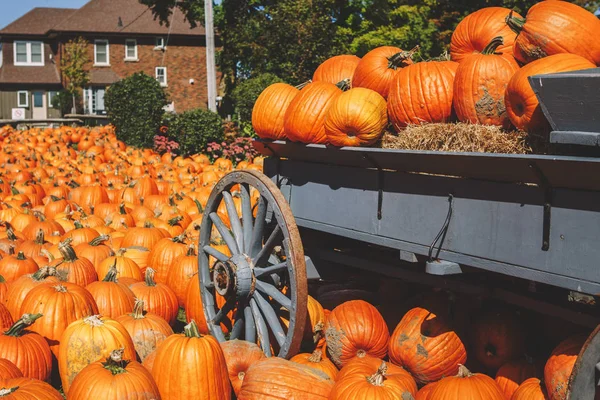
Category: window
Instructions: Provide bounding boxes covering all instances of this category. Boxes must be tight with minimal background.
[48,91,58,108]
[83,87,107,115]
[17,91,29,107]
[94,40,109,65]
[155,37,165,49]
[13,41,44,66]
[155,67,167,87]
[33,92,44,108]
[125,39,137,60]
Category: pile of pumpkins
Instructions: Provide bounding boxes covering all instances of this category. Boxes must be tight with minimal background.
[252,1,600,147]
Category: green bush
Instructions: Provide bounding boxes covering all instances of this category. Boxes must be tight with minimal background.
[51,90,79,116]
[170,108,224,157]
[231,73,283,123]
[105,72,168,148]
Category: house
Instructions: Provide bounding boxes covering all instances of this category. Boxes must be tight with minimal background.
[0,0,210,120]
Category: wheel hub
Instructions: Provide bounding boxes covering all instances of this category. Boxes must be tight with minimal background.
[212,254,256,300]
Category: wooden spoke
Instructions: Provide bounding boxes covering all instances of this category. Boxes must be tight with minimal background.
[250,298,271,357]
[209,212,240,255]
[240,184,254,253]
[230,307,244,340]
[244,305,256,343]
[249,196,267,258]
[223,191,244,251]
[254,291,286,347]
[202,245,230,263]
[254,262,288,278]
[211,297,235,324]
[255,280,292,311]
[253,225,282,268]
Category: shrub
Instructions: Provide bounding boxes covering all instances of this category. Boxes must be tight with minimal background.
[51,90,79,116]
[170,108,224,157]
[231,73,283,123]
[206,137,258,165]
[105,72,168,148]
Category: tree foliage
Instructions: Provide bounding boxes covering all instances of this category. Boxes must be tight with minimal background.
[105,72,168,148]
[170,108,224,156]
[59,36,90,112]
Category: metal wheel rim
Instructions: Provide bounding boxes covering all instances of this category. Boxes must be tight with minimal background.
[567,325,600,399]
[198,169,307,359]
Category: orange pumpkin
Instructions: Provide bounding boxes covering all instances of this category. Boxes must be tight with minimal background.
[146,235,187,284]
[130,268,178,326]
[0,358,23,379]
[313,55,361,85]
[5,267,60,320]
[252,83,300,140]
[54,239,98,287]
[0,303,14,331]
[495,357,541,399]
[511,378,549,400]
[544,334,587,400]
[416,382,438,400]
[220,339,266,396]
[0,251,39,283]
[0,377,63,399]
[428,365,505,399]
[291,349,338,381]
[325,300,389,368]
[85,264,136,319]
[166,244,198,307]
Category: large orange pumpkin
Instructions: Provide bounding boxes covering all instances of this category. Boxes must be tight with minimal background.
[0,377,63,399]
[152,320,231,400]
[58,315,136,394]
[330,359,417,400]
[416,382,438,400]
[85,264,136,318]
[5,267,59,320]
[68,349,161,400]
[352,46,417,99]
[505,54,595,132]
[388,61,459,130]
[388,306,467,385]
[238,357,333,399]
[184,273,210,334]
[495,357,541,399]
[313,55,361,85]
[130,268,179,326]
[0,303,13,331]
[0,314,52,381]
[291,349,338,381]
[54,239,98,287]
[428,365,505,399]
[325,300,389,368]
[453,37,520,128]
[0,358,23,379]
[544,333,587,400]
[450,7,522,62]
[166,245,198,307]
[0,251,38,282]
[146,236,187,284]
[220,339,266,396]
[512,378,549,400]
[252,83,300,140]
[324,88,388,147]
[506,1,600,65]
[283,82,343,144]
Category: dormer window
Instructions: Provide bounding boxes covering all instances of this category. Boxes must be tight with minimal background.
[14,41,44,66]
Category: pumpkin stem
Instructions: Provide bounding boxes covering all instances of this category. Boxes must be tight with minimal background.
[145,267,157,287]
[132,298,146,319]
[50,195,61,202]
[84,315,104,327]
[457,364,474,378]
[102,262,119,282]
[10,186,19,195]
[482,36,504,55]
[32,266,51,281]
[295,80,312,90]
[366,362,388,386]
[194,199,203,213]
[0,387,19,396]
[102,348,130,375]
[4,223,17,241]
[34,229,45,245]
[0,274,4,284]
[313,321,324,344]
[143,221,154,228]
[58,238,77,261]
[184,320,202,338]
[7,246,15,256]
[16,251,26,261]
[73,220,84,230]
[308,349,323,363]
[168,216,183,227]
[388,46,419,69]
[505,11,525,35]
[186,244,196,257]
[53,284,68,293]
[172,232,186,242]
[4,313,43,337]
[89,235,110,246]
[335,78,351,91]
[118,203,127,215]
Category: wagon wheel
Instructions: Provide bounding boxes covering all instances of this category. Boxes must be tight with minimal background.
[567,325,600,400]
[198,169,307,359]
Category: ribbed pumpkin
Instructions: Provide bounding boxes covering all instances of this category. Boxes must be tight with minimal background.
[450,7,521,62]
[453,37,520,128]
[115,299,174,362]
[389,306,467,385]
[73,235,114,270]
[96,250,143,281]
[505,54,595,133]
[416,382,438,400]
[5,267,59,321]
[0,314,52,381]
[325,300,389,368]
[291,349,338,381]
[0,303,13,331]
[324,88,388,147]
[118,246,150,273]
[19,282,99,357]
[68,349,161,400]
[58,315,136,394]
[506,1,600,65]
[0,377,63,399]
[388,61,459,130]
[166,244,197,307]
[253,83,300,140]
[184,273,210,334]
[146,235,187,284]
[544,334,587,400]
[0,274,7,305]
[0,251,38,282]
[313,55,361,85]
[120,224,168,249]
[495,357,541,399]
[512,378,549,400]
[141,348,156,373]
[60,222,99,247]
[283,82,343,144]
[152,320,231,400]
[220,339,266,396]
[352,46,417,99]
[238,357,333,400]
[331,359,417,400]
[54,239,98,287]
[130,268,178,326]
[428,365,505,400]
[470,309,525,371]
[0,358,23,379]
[85,264,136,319]
[305,295,326,349]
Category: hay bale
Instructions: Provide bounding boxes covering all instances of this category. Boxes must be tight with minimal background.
[381,123,535,154]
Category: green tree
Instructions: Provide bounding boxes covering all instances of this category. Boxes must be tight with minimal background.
[171,108,224,156]
[105,72,168,148]
[59,37,90,114]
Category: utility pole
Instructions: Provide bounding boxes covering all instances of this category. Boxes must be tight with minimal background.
[205,0,217,112]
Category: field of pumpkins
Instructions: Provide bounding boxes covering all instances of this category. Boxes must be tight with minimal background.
[253,1,600,150]
[0,1,599,400]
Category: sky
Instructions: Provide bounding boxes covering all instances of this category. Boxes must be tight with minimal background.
[0,0,90,30]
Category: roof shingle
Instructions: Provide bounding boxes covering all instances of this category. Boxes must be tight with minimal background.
[0,8,76,36]
[0,43,61,84]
